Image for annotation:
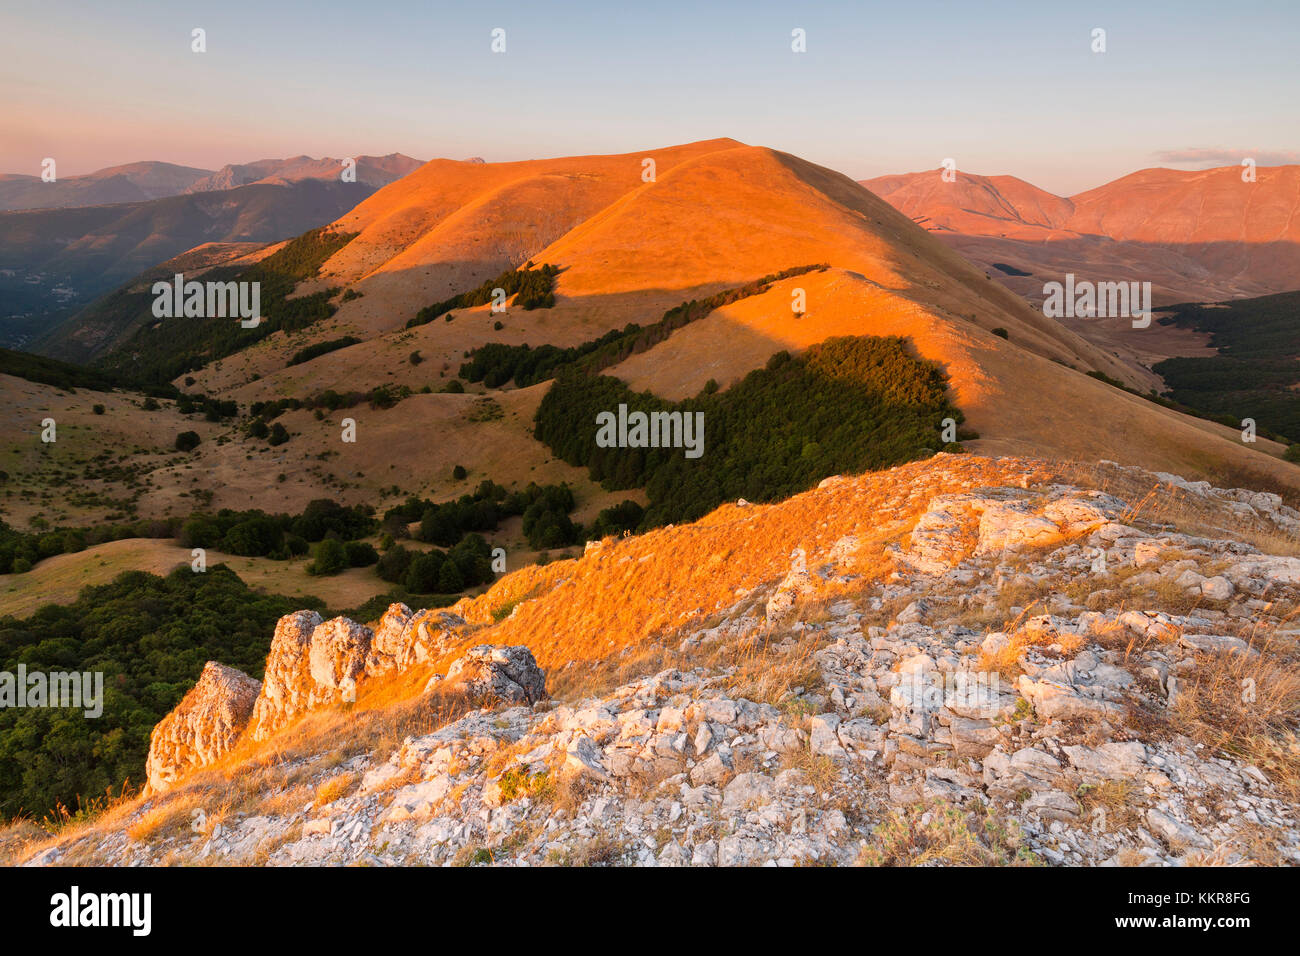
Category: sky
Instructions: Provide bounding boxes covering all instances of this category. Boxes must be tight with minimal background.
[2,0,1298,195]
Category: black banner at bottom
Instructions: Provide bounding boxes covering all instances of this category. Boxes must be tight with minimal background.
[0,863,1279,943]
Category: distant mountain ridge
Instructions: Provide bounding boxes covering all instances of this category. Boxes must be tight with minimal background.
[184,154,424,193]
[0,161,214,212]
[0,154,425,212]
[861,164,1300,304]
[0,155,425,350]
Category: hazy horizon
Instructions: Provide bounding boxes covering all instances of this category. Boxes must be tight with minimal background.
[4,0,1298,194]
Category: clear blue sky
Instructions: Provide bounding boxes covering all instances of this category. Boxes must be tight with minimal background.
[3,0,1297,194]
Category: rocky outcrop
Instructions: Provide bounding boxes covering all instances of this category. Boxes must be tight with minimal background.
[442,645,547,705]
[366,605,466,676]
[900,488,1124,575]
[248,610,320,740]
[142,604,520,792]
[363,603,414,676]
[251,613,372,741]
[144,662,261,795]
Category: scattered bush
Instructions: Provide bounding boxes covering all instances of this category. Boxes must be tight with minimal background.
[308,538,349,576]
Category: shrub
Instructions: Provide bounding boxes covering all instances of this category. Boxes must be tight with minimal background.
[92,404,105,415]
[345,541,379,567]
[991,327,1009,339]
[436,560,465,593]
[268,423,290,446]
[404,552,444,593]
[590,500,645,538]
[175,431,201,452]
[378,545,415,583]
[452,465,468,480]
[287,336,361,367]
[308,538,349,576]
[221,516,283,557]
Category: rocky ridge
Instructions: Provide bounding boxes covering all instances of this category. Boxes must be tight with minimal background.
[19,456,1300,867]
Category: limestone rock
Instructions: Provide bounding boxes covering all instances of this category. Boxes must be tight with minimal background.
[250,612,372,741]
[249,610,322,740]
[364,603,415,676]
[445,645,547,705]
[144,662,261,795]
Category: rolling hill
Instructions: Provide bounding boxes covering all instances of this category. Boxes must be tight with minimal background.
[4,139,1298,631]
[22,139,1288,517]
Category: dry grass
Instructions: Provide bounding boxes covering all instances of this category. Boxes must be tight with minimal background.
[313,772,360,810]
[1066,461,1300,557]
[1075,779,1143,832]
[1169,639,1300,801]
[127,793,206,844]
[717,629,831,709]
[856,801,1041,867]
[976,602,1056,678]
[781,746,840,794]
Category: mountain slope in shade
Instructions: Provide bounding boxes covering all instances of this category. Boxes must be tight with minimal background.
[2,176,411,353]
[0,161,215,212]
[861,164,1300,304]
[36,240,274,360]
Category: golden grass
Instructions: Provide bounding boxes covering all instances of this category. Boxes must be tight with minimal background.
[313,772,360,810]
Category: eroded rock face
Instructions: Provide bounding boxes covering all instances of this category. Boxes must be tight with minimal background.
[248,610,322,741]
[444,645,547,705]
[364,603,414,676]
[308,617,372,700]
[366,606,466,676]
[251,612,372,741]
[144,603,488,790]
[144,662,261,795]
